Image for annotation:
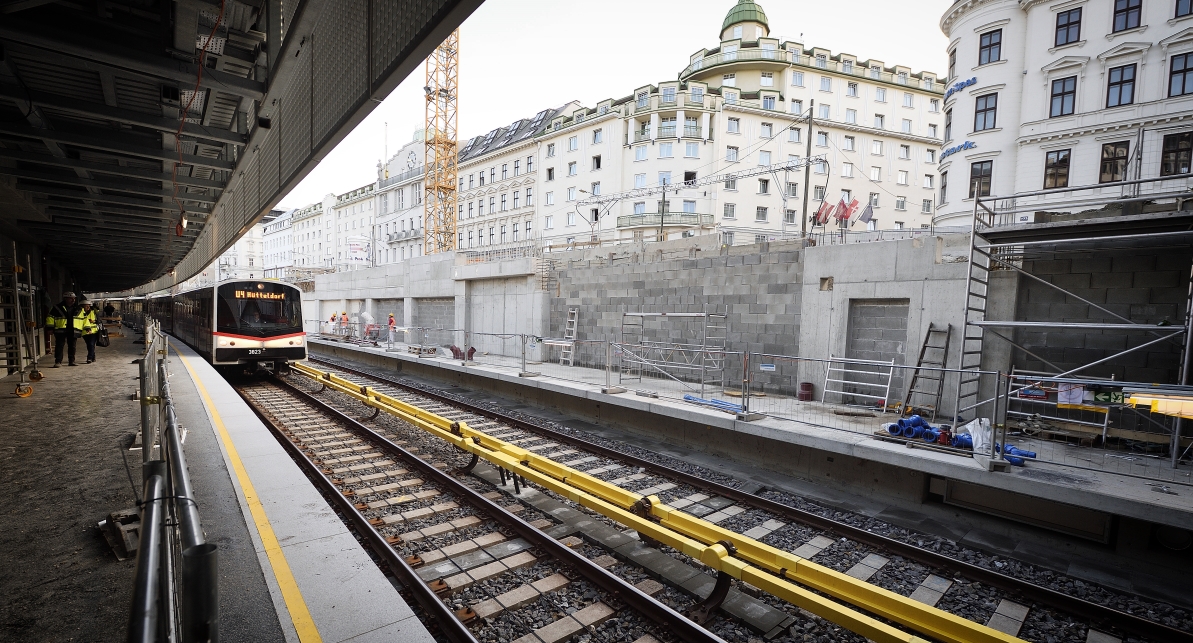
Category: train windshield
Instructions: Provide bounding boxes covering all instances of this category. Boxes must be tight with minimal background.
[216,283,302,336]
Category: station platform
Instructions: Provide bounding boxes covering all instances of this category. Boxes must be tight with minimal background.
[0,332,435,643]
[309,338,1193,604]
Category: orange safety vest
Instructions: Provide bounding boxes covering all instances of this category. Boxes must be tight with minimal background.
[340,314,348,326]
[388,317,396,329]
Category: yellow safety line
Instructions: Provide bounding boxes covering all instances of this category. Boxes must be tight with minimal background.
[176,349,323,643]
[295,361,1022,643]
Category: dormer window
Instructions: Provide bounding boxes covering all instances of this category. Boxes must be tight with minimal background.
[661,86,677,103]
[843,60,854,73]
[733,25,742,39]
[724,44,738,61]
[815,54,827,69]
[762,42,777,60]
[636,91,649,108]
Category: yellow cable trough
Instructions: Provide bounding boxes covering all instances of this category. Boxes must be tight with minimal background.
[293,362,1022,643]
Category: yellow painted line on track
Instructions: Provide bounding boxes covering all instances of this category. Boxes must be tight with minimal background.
[174,348,323,643]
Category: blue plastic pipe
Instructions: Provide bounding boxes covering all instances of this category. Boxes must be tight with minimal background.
[951,434,973,449]
[922,429,940,443]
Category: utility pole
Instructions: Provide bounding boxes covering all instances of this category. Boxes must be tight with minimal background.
[801,99,814,238]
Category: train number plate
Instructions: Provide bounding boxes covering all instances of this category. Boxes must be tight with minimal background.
[248,349,264,355]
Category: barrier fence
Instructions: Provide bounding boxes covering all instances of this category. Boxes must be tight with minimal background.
[308,323,1191,483]
[129,319,217,643]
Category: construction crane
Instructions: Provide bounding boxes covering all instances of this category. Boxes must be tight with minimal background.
[424,29,460,255]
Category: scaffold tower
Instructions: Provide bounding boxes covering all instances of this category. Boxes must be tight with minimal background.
[424,29,460,255]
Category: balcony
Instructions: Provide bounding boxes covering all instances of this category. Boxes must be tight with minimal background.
[683,125,701,138]
[380,165,425,189]
[633,130,651,143]
[680,47,792,79]
[686,96,706,108]
[617,213,713,228]
[658,125,677,138]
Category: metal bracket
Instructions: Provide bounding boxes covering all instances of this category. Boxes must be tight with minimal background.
[688,569,734,624]
[140,396,161,406]
[630,497,664,549]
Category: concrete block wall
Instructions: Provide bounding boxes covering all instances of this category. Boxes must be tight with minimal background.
[841,299,911,404]
[413,298,456,346]
[1010,247,1192,384]
[549,248,804,360]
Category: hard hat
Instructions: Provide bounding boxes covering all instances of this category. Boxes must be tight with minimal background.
[63,291,76,298]
[342,311,347,314]
[388,313,394,316]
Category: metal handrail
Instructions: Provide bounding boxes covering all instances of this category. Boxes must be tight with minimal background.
[128,320,217,643]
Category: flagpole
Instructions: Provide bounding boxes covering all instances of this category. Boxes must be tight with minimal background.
[801,100,813,239]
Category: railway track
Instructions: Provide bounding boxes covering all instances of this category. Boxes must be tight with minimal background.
[297,355,1193,643]
[234,377,728,643]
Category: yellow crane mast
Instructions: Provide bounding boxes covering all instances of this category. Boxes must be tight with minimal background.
[424,29,460,255]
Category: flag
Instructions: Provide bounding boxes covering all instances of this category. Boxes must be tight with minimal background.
[831,197,847,222]
[857,203,874,224]
[835,197,860,222]
[814,201,833,225]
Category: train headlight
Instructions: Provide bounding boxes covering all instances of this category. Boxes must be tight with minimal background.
[218,338,229,346]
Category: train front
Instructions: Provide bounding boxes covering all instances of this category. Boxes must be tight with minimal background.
[213,281,305,371]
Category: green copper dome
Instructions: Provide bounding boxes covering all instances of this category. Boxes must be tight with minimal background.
[722,0,769,34]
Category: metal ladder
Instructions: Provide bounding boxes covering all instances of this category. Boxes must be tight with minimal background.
[953,201,997,424]
[902,323,952,421]
[699,313,729,397]
[0,255,19,375]
[559,307,578,366]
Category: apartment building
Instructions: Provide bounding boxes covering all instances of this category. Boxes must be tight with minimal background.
[376,133,426,263]
[262,209,294,276]
[936,0,1193,224]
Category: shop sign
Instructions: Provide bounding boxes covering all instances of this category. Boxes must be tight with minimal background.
[944,76,977,101]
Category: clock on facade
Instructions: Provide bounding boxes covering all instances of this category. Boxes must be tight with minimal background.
[407,152,417,168]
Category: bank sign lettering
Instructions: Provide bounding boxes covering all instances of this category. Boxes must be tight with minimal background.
[940,140,976,162]
[944,76,977,101]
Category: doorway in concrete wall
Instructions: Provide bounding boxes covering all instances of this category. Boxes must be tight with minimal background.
[844,299,910,405]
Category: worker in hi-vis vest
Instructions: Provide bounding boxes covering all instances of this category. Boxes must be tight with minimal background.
[80,301,100,364]
[46,291,82,367]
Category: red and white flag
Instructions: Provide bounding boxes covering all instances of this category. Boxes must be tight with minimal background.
[835,196,860,222]
[814,200,834,225]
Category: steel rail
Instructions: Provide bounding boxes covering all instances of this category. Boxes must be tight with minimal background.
[294,362,1014,643]
[308,356,1193,643]
[245,376,728,643]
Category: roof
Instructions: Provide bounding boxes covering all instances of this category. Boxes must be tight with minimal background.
[458,104,574,162]
[722,0,769,33]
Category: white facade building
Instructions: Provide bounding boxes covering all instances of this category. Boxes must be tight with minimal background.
[937,0,1193,224]
[262,209,294,277]
[376,133,426,264]
[290,201,326,268]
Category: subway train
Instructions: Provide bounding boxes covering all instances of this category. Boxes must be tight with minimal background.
[147,280,306,371]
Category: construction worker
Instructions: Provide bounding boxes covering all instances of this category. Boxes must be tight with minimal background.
[46,291,82,367]
[80,301,100,363]
[387,313,397,344]
[328,313,336,334]
[340,311,349,336]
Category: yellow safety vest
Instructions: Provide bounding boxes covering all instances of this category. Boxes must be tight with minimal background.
[46,303,74,331]
[81,310,99,335]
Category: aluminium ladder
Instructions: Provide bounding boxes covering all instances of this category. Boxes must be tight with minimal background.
[902,323,952,421]
[559,308,578,366]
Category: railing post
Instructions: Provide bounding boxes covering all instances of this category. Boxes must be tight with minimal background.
[127,469,165,643]
[181,544,218,643]
[742,352,751,414]
[518,334,539,378]
[601,339,625,394]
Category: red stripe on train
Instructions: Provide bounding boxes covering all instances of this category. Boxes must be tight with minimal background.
[212,331,307,341]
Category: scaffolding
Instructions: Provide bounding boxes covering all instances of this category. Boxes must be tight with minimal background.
[617,311,728,398]
[955,174,1193,467]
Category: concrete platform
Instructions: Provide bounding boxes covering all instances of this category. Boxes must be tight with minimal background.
[309,339,1193,542]
[0,332,434,643]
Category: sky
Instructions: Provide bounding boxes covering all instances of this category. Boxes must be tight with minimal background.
[277,0,953,209]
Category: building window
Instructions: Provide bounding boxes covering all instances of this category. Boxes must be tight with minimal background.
[870,167,882,181]
[527,156,534,172]
[978,29,1002,65]
[566,188,576,201]
[820,76,832,91]
[514,160,521,176]
[635,146,647,161]
[489,196,496,212]
[526,188,533,205]
[898,170,909,185]
[1043,149,1071,188]
[592,155,602,170]
[785,209,797,223]
[685,142,699,158]
[898,144,910,159]
[901,119,913,133]
[501,194,509,210]
[691,87,704,104]
[948,49,957,80]
[1103,64,1137,108]
[566,212,575,226]
[844,136,856,151]
[845,108,857,124]
[924,173,935,188]
[847,82,859,97]
[759,151,772,165]
[816,54,827,68]
[789,127,801,143]
[634,173,646,188]
[723,203,736,219]
[592,129,603,144]
[898,72,908,84]
[1055,8,1081,46]
[842,60,854,73]
[895,196,907,210]
[790,100,804,116]
[929,124,938,138]
[926,149,937,163]
[567,136,579,152]
[681,200,696,214]
[792,71,804,86]
[661,86,676,103]
[874,114,885,129]
[875,88,887,102]
[545,192,554,205]
[922,199,933,213]
[762,95,776,110]
[1113,0,1142,32]
[1178,0,1193,16]
[1050,76,1077,116]
[514,191,521,208]
[567,162,577,176]
[591,181,601,196]
[787,182,799,197]
[758,178,770,194]
[969,161,992,197]
[1161,132,1192,175]
[636,91,649,108]
[869,192,880,206]
[903,92,914,107]
[727,118,740,133]
[500,226,507,243]
[870,65,881,79]
[974,93,998,131]
[726,146,739,162]
[467,202,474,218]
[814,186,826,200]
[929,98,940,112]
[725,177,737,190]
[659,171,672,186]
[940,171,948,203]
[944,109,953,142]
[723,73,736,87]
[842,163,854,177]
[1099,141,1130,182]
[634,202,646,214]
[659,142,673,158]
[755,207,768,222]
[817,131,829,146]
[1172,53,1193,97]
[760,122,773,137]
[761,72,774,87]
